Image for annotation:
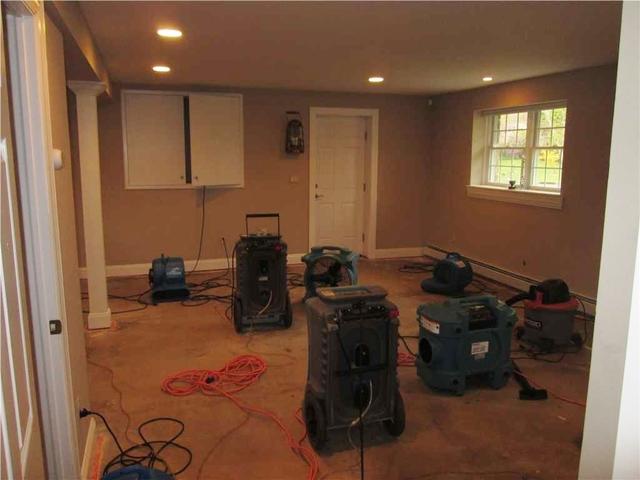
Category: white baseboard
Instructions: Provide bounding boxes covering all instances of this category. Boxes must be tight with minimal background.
[423,245,597,316]
[374,247,425,259]
[79,253,306,279]
[80,417,96,480]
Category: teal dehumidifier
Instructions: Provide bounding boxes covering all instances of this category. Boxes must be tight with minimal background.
[416,295,516,395]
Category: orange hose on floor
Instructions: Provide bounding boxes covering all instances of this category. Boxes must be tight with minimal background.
[161,355,319,480]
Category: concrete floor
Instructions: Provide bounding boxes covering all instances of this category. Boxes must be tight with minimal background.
[86,258,591,480]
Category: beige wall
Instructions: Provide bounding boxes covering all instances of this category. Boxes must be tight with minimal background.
[425,65,617,298]
[76,85,430,266]
[45,16,90,458]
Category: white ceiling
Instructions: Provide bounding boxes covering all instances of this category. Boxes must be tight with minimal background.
[79,1,622,95]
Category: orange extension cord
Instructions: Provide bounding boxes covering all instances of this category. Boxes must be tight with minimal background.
[397,351,417,367]
[161,355,319,480]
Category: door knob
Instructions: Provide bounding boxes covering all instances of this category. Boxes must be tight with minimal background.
[315,194,324,199]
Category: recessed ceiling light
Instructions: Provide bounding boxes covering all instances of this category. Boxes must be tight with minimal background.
[482,76,493,82]
[368,76,384,83]
[157,28,182,38]
[152,65,171,73]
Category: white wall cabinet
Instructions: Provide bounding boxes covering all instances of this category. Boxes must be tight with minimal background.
[122,90,244,189]
[189,94,244,186]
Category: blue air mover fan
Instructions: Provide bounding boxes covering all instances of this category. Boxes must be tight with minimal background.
[301,246,358,300]
[148,255,190,304]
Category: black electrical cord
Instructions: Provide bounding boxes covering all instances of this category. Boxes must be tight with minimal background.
[398,261,435,274]
[398,334,417,357]
[465,278,498,295]
[80,409,192,477]
[359,403,364,480]
[335,309,368,480]
[188,186,207,276]
[224,240,238,323]
[511,342,581,363]
[81,288,152,315]
[575,297,591,345]
[287,271,305,289]
[182,238,235,307]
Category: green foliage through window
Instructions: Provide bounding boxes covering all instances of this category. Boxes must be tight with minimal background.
[486,105,566,190]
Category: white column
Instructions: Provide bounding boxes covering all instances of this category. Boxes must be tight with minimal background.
[68,81,111,329]
[579,2,640,479]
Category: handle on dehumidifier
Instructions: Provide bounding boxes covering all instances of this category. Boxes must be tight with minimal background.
[320,245,351,254]
[245,213,280,236]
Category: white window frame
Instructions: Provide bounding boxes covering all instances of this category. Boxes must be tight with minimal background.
[483,101,566,192]
[468,101,566,210]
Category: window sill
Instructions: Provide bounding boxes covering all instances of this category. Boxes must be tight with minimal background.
[466,185,563,210]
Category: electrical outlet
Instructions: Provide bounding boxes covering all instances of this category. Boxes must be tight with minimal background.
[289,175,299,184]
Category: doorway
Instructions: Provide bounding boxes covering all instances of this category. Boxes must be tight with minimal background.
[309,107,379,258]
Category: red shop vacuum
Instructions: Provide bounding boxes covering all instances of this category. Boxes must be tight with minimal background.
[506,279,582,349]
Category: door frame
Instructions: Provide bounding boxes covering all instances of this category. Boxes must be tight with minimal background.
[309,107,379,258]
[4,2,80,478]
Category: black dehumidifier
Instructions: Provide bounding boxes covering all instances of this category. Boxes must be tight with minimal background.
[232,213,292,333]
[303,285,405,451]
[148,255,190,304]
[421,252,473,295]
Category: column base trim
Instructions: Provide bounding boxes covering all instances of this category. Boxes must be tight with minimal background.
[87,308,111,330]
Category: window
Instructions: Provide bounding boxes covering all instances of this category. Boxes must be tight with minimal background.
[485,103,567,191]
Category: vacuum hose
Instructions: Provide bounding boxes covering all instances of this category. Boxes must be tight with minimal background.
[505,291,531,306]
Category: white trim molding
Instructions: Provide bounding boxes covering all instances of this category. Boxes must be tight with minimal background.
[374,247,425,259]
[467,184,563,209]
[308,107,379,259]
[79,417,96,480]
[79,253,307,279]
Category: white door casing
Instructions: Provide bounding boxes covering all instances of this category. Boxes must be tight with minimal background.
[0,9,45,477]
[309,108,379,258]
[5,3,81,478]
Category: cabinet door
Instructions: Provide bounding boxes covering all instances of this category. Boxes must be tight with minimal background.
[123,92,186,188]
[189,94,244,186]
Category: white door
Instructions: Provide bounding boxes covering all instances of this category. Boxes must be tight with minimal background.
[313,116,366,251]
[0,15,45,478]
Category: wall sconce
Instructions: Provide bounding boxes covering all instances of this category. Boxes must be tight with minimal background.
[285,111,304,154]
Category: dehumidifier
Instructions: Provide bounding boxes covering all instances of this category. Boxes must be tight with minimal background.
[232,213,292,333]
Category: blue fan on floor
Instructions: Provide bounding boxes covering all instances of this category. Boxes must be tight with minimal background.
[102,465,174,480]
[301,246,358,300]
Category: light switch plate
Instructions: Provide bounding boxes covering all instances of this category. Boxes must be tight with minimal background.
[52,148,63,170]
